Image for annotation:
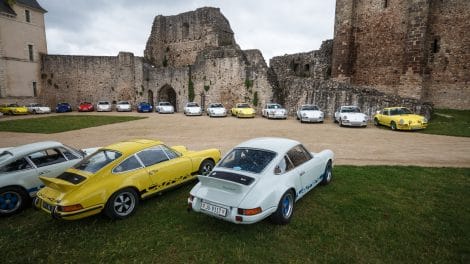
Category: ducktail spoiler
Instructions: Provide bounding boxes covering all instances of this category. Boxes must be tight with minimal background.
[40,174,83,192]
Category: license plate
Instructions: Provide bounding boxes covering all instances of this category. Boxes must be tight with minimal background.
[42,201,55,212]
[201,202,227,217]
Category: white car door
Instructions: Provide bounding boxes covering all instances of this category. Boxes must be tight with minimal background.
[286,145,323,195]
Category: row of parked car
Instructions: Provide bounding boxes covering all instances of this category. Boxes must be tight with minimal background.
[0,137,333,225]
[0,101,428,131]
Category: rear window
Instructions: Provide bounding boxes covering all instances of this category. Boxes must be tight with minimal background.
[218,148,276,174]
[74,150,122,173]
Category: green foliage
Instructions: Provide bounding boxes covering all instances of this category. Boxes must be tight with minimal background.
[252,91,259,106]
[204,85,210,92]
[162,56,168,67]
[188,79,195,101]
[244,79,253,90]
[0,115,146,134]
[5,0,16,6]
[0,166,468,263]
[420,109,470,137]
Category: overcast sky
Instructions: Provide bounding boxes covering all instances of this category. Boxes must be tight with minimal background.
[40,0,336,62]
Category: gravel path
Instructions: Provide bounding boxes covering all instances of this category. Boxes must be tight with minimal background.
[1,112,469,167]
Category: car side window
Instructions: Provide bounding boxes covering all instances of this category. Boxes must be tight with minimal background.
[59,147,80,160]
[160,145,180,160]
[286,145,312,167]
[113,155,143,173]
[29,149,67,168]
[383,110,389,116]
[137,147,169,167]
[0,158,33,173]
[275,155,295,174]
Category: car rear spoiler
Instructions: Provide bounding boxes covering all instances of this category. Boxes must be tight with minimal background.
[197,174,249,194]
[40,176,79,192]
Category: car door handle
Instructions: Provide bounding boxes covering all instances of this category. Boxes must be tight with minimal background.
[299,171,305,176]
[149,170,158,175]
[39,170,51,175]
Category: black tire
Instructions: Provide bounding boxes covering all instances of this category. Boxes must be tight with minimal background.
[198,159,215,176]
[374,118,380,126]
[321,161,333,185]
[271,190,295,225]
[105,188,139,219]
[32,110,37,114]
[0,187,29,216]
[339,118,343,127]
[334,117,338,123]
[391,121,397,131]
[8,110,13,115]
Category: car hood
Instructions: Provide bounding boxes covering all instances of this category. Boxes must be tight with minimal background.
[238,108,255,113]
[300,110,322,117]
[340,113,367,120]
[209,108,226,112]
[186,107,201,111]
[393,114,425,121]
[191,169,258,207]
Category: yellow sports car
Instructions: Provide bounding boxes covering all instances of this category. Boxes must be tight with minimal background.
[373,107,428,130]
[0,103,28,115]
[34,139,221,220]
[231,103,256,118]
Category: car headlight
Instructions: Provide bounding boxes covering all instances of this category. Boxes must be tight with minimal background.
[423,117,428,123]
[399,119,405,125]
[343,115,347,120]
[302,113,306,117]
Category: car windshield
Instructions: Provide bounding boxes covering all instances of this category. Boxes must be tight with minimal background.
[342,107,360,113]
[390,108,413,115]
[8,104,19,107]
[237,104,249,108]
[210,104,223,108]
[187,103,199,107]
[301,105,319,111]
[160,102,171,106]
[267,104,282,109]
[140,102,150,106]
[59,103,69,106]
[74,149,122,173]
[218,148,277,174]
[98,102,109,105]
[118,101,129,105]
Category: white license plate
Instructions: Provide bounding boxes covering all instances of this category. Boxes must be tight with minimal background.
[201,202,227,217]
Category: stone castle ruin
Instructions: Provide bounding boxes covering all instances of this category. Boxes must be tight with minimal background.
[40,7,273,112]
[39,2,469,117]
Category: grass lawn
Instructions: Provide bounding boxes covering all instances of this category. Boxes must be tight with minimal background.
[420,109,470,137]
[0,115,147,134]
[1,166,468,263]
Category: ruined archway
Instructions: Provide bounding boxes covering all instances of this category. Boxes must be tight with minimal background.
[158,84,177,112]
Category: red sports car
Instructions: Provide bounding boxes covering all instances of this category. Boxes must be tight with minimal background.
[78,102,94,112]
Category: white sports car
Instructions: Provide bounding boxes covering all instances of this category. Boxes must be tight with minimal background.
[184,102,202,116]
[296,104,324,123]
[27,103,51,114]
[96,101,112,112]
[0,141,98,216]
[156,102,175,114]
[206,103,227,117]
[188,137,334,224]
[334,105,368,127]
[262,103,287,119]
[116,101,132,112]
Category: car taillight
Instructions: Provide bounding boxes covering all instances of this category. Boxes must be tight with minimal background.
[237,207,262,216]
[59,204,83,212]
[188,195,194,202]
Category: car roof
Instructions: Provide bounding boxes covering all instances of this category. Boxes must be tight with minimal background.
[234,137,300,153]
[383,106,407,110]
[0,141,65,161]
[105,139,163,153]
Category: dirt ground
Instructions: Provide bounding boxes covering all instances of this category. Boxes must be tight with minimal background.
[1,112,469,167]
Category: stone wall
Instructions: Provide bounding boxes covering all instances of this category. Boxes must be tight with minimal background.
[331,0,469,109]
[39,52,138,108]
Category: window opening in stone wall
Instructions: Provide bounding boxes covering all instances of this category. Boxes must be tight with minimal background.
[293,63,299,74]
[182,22,189,39]
[28,44,34,61]
[304,64,310,75]
[384,0,389,8]
[32,82,37,97]
[25,10,31,22]
[432,38,440,53]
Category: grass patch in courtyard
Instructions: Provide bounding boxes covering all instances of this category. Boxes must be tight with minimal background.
[0,115,147,134]
[421,108,470,137]
[0,166,468,263]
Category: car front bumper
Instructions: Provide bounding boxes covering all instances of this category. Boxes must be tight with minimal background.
[396,123,428,130]
[341,120,367,127]
[301,116,323,122]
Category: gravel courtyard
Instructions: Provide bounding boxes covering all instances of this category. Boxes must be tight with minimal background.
[1,112,469,167]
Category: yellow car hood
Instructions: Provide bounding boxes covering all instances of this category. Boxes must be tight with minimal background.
[394,114,425,121]
[238,108,255,114]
